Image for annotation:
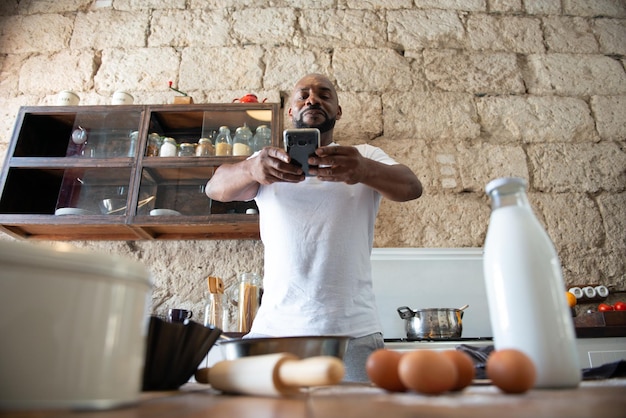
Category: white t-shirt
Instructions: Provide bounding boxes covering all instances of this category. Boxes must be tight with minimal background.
[249,144,397,337]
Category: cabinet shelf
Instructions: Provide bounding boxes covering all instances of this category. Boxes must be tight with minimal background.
[0,104,282,240]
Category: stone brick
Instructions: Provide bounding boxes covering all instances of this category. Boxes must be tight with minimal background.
[524,53,626,96]
[533,192,604,252]
[17,0,92,14]
[233,8,296,47]
[467,14,545,53]
[477,96,598,143]
[345,0,413,8]
[299,9,387,49]
[0,1,18,15]
[489,0,523,13]
[19,50,96,94]
[593,18,626,56]
[563,0,626,18]
[597,192,626,250]
[528,142,626,193]
[149,9,231,48]
[70,11,148,50]
[543,16,599,53]
[414,0,486,11]
[180,46,264,91]
[0,14,72,54]
[387,9,465,50]
[590,95,626,141]
[115,0,186,11]
[524,0,561,15]
[94,47,180,93]
[382,92,480,139]
[262,47,332,91]
[333,48,413,92]
[333,93,383,142]
[457,144,529,192]
[376,193,490,248]
[423,49,525,94]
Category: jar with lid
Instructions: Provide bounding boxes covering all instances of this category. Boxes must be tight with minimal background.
[214,126,232,156]
[146,133,162,156]
[237,272,263,333]
[178,142,196,157]
[232,124,253,156]
[159,137,177,157]
[195,138,215,156]
[252,125,271,152]
[483,177,581,388]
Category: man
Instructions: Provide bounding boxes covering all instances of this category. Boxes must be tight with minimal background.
[206,73,422,381]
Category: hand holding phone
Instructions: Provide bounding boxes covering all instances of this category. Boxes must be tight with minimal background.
[283,128,320,176]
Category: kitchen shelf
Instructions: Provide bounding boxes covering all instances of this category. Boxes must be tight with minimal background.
[0,104,282,240]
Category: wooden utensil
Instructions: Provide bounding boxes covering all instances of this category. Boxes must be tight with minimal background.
[194,353,344,396]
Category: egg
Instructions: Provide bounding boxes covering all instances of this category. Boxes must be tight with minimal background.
[486,349,536,394]
[398,350,457,395]
[365,349,406,392]
[441,350,476,391]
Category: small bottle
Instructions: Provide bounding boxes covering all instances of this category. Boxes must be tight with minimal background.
[195,138,215,156]
[178,142,195,157]
[232,124,253,156]
[214,126,232,156]
[483,177,581,388]
[237,272,263,333]
[146,133,161,156]
[159,137,177,157]
[252,125,271,152]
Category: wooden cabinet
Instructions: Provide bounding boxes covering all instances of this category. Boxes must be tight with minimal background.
[0,103,282,240]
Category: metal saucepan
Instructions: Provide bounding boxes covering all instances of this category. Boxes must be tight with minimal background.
[217,335,350,361]
[397,304,469,339]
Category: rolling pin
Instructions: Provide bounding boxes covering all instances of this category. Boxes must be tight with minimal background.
[195,353,345,396]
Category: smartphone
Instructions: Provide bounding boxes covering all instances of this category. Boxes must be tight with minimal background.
[283,128,320,176]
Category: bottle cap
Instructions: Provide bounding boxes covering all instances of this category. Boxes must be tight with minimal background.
[485,177,527,195]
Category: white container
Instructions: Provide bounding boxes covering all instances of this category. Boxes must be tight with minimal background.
[0,240,152,410]
[483,177,581,388]
[111,90,134,105]
[56,90,80,106]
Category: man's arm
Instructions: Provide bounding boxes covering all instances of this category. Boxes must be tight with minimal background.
[205,147,305,202]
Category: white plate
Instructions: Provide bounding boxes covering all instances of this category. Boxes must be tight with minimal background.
[55,207,94,216]
[150,209,181,216]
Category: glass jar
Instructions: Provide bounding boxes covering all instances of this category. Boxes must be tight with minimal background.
[159,137,177,157]
[178,143,196,157]
[195,138,215,156]
[237,272,263,333]
[252,125,271,152]
[146,133,161,156]
[233,124,253,156]
[214,126,232,156]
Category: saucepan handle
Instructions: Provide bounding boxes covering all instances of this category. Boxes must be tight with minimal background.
[397,306,415,319]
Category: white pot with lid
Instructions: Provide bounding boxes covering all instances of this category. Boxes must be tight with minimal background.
[0,240,152,410]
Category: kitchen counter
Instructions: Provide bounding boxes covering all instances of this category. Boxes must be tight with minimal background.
[2,379,625,418]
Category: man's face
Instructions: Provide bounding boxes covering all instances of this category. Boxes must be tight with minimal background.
[289,75,342,134]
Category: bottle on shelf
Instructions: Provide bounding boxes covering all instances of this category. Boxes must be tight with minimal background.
[232,123,253,156]
[159,137,178,157]
[214,126,233,156]
[252,125,271,153]
[482,177,581,388]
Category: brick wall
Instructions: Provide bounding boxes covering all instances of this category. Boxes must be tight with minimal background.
[0,0,624,317]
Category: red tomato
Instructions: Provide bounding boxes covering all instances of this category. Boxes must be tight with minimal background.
[598,303,614,312]
[613,301,626,311]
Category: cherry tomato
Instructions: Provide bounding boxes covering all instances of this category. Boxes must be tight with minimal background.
[598,303,614,312]
[613,301,626,311]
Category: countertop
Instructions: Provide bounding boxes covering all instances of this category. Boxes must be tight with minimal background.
[2,379,625,418]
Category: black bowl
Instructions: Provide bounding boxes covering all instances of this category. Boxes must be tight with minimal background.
[142,316,221,391]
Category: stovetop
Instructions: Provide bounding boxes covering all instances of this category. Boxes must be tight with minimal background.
[384,337,493,343]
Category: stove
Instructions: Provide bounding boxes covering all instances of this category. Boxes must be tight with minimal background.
[384,337,493,352]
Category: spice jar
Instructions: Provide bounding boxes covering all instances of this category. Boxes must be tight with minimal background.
[159,137,177,157]
[252,125,271,152]
[214,126,232,156]
[233,124,253,156]
[146,133,161,156]
[178,143,196,157]
[195,138,215,156]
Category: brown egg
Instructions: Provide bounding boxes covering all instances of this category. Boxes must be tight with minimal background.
[486,349,536,394]
[441,350,476,391]
[398,350,457,395]
[366,349,407,392]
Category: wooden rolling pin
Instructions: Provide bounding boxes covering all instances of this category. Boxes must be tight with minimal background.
[195,353,344,396]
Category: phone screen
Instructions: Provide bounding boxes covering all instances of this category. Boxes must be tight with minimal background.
[283,128,320,176]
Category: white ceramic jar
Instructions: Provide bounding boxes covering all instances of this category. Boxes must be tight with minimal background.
[0,240,152,410]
